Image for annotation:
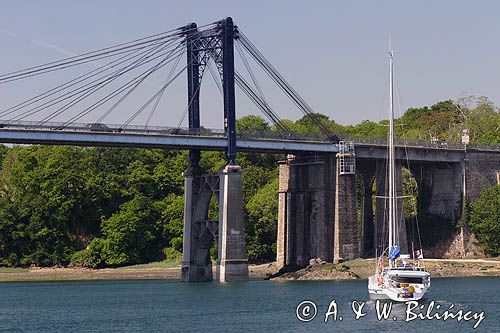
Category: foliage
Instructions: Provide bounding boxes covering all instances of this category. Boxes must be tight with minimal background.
[469,185,500,256]
[246,178,279,263]
[0,96,499,267]
[402,168,418,219]
[99,195,161,266]
[236,115,270,133]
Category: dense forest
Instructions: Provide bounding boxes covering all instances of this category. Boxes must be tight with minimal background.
[0,96,499,268]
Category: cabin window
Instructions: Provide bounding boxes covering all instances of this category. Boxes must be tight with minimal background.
[392,277,422,284]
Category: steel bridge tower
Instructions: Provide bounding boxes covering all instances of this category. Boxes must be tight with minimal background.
[182,18,248,282]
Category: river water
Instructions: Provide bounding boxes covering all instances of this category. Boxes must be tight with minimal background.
[0,277,498,332]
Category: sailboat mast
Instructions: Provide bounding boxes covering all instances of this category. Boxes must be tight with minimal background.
[388,50,396,267]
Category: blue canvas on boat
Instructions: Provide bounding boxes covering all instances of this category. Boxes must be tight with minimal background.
[389,246,400,259]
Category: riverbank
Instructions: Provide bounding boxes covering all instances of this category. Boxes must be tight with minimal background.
[271,258,500,281]
[0,259,498,282]
[0,261,278,282]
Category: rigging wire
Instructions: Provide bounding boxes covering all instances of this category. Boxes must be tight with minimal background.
[393,62,424,255]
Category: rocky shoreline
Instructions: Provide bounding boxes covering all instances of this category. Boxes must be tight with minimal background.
[0,259,498,282]
[270,258,500,281]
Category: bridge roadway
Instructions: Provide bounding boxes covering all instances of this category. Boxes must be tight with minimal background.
[0,121,497,162]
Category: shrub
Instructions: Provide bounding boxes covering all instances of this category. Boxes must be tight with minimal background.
[163,247,182,261]
[469,185,500,256]
[70,238,105,268]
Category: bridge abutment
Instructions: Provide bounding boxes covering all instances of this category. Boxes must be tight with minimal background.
[466,151,500,200]
[412,163,463,222]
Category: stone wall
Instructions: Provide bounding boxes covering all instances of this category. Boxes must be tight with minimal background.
[411,162,463,222]
[467,151,500,200]
[277,154,335,267]
[276,149,500,268]
[333,155,359,262]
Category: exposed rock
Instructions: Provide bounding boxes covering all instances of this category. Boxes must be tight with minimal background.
[271,262,359,281]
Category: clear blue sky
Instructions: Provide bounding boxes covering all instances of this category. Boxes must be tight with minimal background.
[0,1,499,128]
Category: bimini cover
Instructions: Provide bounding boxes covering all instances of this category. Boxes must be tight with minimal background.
[388,246,400,259]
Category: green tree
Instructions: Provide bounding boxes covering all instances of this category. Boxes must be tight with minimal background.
[157,194,185,253]
[100,195,161,266]
[295,113,345,137]
[236,115,270,133]
[345,120,387,138]
[469,185,500,256]
[246,178,279,263]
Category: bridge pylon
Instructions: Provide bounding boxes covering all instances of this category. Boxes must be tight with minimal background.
[181,18,248,282]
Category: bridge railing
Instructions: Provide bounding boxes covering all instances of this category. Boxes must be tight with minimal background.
[342,136,500,152]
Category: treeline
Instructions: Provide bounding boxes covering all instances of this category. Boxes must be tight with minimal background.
[0,96,499,267]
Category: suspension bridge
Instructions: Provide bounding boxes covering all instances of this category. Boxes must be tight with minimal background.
[0,18,499,282]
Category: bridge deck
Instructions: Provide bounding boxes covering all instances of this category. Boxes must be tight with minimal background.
[0,128,338,154]
[0,121,497,162]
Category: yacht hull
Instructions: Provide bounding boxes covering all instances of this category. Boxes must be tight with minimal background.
[368,270,430,302]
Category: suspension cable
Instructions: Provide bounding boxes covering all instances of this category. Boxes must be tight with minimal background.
[16,38,185,123]
[0,37,177,119]
[237,33,334,137]
[60,42,188,126]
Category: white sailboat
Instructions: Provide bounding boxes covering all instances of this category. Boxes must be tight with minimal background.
[367,50,431,302]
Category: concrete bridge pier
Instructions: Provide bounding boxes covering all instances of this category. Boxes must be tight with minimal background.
[181,167,219,282]
[182,165,249,282]
[216,165,249,282]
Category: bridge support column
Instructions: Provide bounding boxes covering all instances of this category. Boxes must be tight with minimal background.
[276,154,335,269]
[409,162,464,257]
[333,154,359,262]
[182,167,218,282]
[216,165,248,282]
[277,160,290,268]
